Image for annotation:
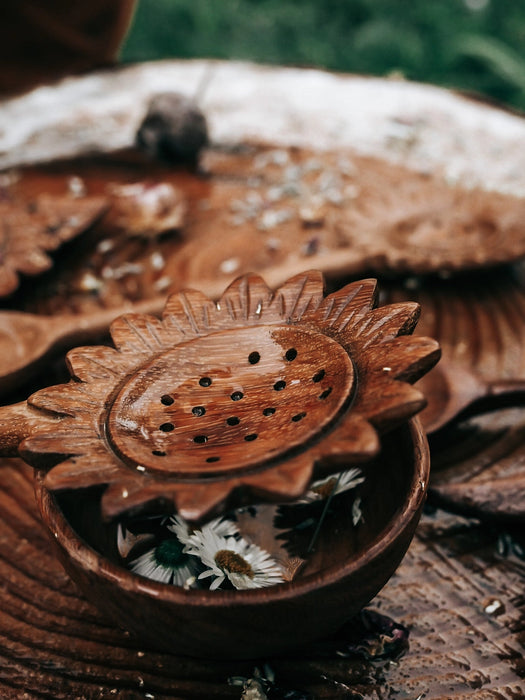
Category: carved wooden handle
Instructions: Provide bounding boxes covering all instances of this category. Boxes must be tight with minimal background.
[0,401,62,458]
[0,297,165,395]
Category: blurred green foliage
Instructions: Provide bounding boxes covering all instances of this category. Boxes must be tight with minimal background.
[121,0,525,111]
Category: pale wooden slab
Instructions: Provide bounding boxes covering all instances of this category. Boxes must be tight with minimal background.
[0,60,524,195]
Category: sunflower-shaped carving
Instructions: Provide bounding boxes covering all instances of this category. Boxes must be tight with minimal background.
[21,271,439,522]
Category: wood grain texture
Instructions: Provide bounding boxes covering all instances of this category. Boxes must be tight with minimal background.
[34,420,428,659]
[0,458,521,697]
[2,146,515,392]
[0,193,108,297]
[382,271,525,523]
[9,273,439,522]
[384,267,525,434]
[429,406,525,523]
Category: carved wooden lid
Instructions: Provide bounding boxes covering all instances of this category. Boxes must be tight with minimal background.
[20,271,439,522]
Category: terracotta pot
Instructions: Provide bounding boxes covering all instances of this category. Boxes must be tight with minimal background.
[35,418,429,659]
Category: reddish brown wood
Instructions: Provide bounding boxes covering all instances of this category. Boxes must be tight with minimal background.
[168,148,525,294]
[4,272,439,523]
[0,192,107,297]
[385,268,525,433]
[429,406,525,522]
[0,297,165,395]
[35,418,429,658]
[7,148,525,318]
[0,400,62,458]
[0,458,522,696]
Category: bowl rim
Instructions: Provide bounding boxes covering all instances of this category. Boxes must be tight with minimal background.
[36,417,429,609]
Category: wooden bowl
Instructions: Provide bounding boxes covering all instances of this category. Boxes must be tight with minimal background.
[35,417,429,659]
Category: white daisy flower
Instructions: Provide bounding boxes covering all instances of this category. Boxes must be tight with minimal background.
[129,537,196,586]
[168,514,239,551]
[300,467,364,503]
[192,529,285,590]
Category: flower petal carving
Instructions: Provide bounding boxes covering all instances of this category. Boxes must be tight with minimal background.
[21,272,439,522]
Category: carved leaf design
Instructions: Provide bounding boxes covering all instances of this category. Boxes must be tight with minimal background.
[20,273,438,522]
[0,193,108,297]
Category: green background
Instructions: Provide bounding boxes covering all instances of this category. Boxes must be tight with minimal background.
[121,0,525,112]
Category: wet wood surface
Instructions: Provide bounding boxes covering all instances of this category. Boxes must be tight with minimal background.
[0,458,522,698]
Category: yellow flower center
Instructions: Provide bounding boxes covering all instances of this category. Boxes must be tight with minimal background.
[312,476,337,499]
[215,549,254,577]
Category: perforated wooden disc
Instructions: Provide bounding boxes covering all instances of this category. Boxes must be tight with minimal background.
[108,325,354,476]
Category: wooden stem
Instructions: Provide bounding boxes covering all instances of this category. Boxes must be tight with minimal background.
[0,401,60,458]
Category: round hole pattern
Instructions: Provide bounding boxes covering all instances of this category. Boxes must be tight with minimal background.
[108,325,354,477]
[292,412,306,422]
[248,351,260,365]
[312,369,325,383]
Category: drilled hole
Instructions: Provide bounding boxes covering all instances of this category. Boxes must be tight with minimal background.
[192,406,206,417]
[248,351,261,364]
[273,380,286,391]
[226,416,240,426]
[292,412,306,422]
[152,450,166,457]
[312,369,325,383]
[206,456,220,463]
[160,394,174,406]
[199,377,212,387]
[319,387,333,400]
[159,422,175,432]
[193,435,208,444]
[244,433,258,442]
[285,348,297,362]
[263,407,276,416]
[231,391,244,401]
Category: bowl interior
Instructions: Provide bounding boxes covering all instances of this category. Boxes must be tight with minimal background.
[54,421,420,587]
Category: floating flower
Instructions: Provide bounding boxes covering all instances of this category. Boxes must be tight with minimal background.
[129,537,196,586]
[300,467,364,503]
[167,513,239,548]
[192,529,285,590]
[21,271,439,523]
